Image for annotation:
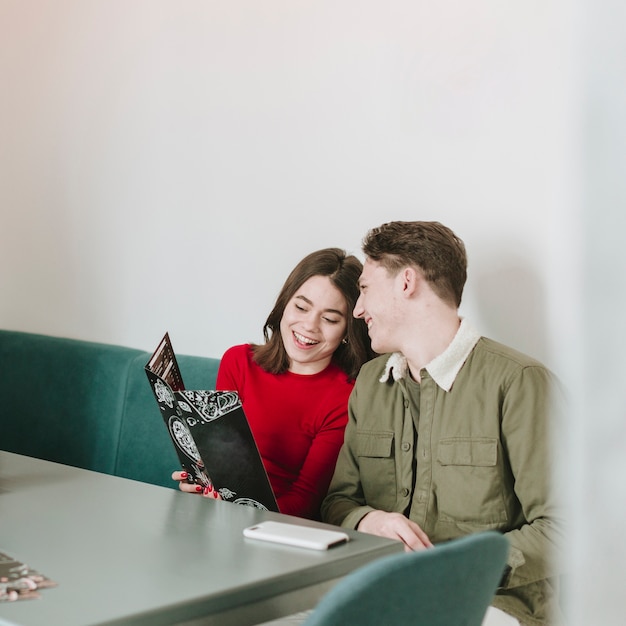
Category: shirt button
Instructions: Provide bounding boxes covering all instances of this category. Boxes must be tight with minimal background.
[404,400,409,408]
[401,442,411,452]
[400,488,410,497]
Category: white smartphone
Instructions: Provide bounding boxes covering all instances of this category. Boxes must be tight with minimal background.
[243,521,350,550]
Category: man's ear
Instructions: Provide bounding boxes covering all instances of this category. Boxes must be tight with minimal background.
[400,266,420,297]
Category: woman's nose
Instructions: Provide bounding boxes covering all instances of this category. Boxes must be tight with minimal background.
[303,312,320,331]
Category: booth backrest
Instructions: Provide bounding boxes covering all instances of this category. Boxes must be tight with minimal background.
[115,351,220,488]
[0,330,220,489]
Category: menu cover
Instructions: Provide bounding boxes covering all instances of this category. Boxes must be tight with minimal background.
[0,552,57,602]
[145,333,279,512]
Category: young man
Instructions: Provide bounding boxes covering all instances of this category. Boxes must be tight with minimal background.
[321,221,565,626]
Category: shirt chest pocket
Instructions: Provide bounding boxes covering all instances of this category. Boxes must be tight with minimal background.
[436,438,507,525]
[357,431,394,457]
[438,438,497,467]
[356,430,397,509]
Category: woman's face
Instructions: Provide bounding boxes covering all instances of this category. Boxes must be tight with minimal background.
[279,275,348,375]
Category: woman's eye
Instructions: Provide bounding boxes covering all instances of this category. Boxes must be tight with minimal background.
[323,317,340,324]
[295,303,306,312]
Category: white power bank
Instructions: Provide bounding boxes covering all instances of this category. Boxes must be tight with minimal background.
[243,521,350,550]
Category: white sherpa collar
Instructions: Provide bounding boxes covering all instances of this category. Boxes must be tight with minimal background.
[379,319,481,392]
[379,352,409,383]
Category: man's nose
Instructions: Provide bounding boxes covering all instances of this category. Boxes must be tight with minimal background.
[353,295,364,319]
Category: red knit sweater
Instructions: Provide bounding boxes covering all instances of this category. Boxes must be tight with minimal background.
[216,344,353,520]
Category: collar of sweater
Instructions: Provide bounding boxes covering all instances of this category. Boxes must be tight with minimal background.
[378,318,481,392]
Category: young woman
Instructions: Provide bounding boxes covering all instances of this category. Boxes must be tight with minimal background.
[173,248,374,519]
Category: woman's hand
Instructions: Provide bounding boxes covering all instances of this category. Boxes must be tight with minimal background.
[171,471,222,500]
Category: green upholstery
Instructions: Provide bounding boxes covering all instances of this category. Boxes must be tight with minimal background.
[0,330,219,489]
[115,352,219,488]
[0,330,143,475]
[303,531,509,626]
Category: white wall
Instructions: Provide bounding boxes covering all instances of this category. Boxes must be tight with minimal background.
[1,1,625,623]
[566,1,626,623]
[0,0,573,368]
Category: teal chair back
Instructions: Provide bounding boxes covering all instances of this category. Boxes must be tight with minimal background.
[303,531,509,626]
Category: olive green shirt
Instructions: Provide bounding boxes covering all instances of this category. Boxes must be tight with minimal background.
[321,320,565,626]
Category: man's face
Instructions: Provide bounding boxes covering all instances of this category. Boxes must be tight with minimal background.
[353,258,402,354]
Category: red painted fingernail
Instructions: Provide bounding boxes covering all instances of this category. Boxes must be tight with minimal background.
[203,485,212,495]
[195,485,203,492]
[181,472,188,479]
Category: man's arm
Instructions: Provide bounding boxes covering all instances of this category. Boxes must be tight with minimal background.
[320,383,373,527]
[321,375,433,551]
[498,365,566,588]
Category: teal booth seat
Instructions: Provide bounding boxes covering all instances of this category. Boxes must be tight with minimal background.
[0,329,220,489]
[115,351,220,487]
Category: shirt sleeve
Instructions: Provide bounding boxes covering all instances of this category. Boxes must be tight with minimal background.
[320,381,376,528]
[499,365,566,588]
[215,345,246,396]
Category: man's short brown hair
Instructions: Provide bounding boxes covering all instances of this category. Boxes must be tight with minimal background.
[362,221,467,308]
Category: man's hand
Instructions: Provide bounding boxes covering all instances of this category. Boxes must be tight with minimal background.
[357,510,433,552]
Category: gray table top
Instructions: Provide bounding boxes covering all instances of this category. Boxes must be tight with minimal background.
[0,452,401,626]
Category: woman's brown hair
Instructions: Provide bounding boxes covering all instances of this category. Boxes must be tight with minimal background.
[253,248,374,379]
